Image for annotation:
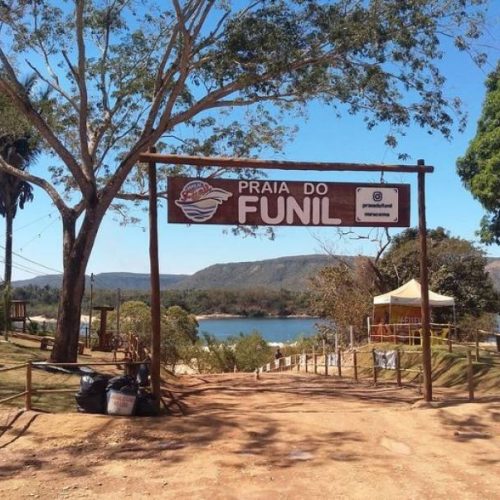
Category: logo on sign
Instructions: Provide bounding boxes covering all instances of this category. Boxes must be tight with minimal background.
[174,180,232,222]
[356,187,399,223]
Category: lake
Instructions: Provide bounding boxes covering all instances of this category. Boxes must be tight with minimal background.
[197,317,326,344]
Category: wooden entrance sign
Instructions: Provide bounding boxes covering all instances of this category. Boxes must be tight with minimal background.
[140,152,434,402]
[168,177,410,228]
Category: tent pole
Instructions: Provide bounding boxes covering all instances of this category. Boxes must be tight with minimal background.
[418,160,432,402]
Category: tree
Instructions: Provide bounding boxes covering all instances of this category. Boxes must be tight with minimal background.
[161,305,198,370]
[309,257,376,342]
[232,331,271,371]
[0,0,489,362]
[457,62,500,244]
[377,227,499,319]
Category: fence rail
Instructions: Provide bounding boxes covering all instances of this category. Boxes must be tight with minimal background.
[0,360,148,411]
[258,345,494,402]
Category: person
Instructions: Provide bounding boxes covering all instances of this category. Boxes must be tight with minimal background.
[275,348,283,360]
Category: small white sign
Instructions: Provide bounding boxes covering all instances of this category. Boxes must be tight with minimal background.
[356,187,399,223]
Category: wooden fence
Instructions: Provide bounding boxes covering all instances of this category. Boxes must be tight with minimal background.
[0,360,147,411]
[259,345,497,402]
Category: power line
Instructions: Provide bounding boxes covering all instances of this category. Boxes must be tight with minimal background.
[0,244,62,274]
[17,217,60,251]
[14,211,57,233]
[0,258,41,276]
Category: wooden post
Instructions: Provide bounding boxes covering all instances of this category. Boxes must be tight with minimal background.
[337,348,342,378]
[148,147,161,410]
[372,349,377,385]
[324,353,328,376]
[447,333,452,353]
[88,273,94,348]
[418,161,433,402]
[396,350,402,387]
[25,361,32,411]
[313,346,317,374]
[305,353,308,373]
[296,354,300,372]
[467,350,474,402]
[349,325,354,348]
[475,330,480,362]
[353,350,358,383]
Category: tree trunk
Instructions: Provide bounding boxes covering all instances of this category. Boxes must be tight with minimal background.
[50,209,101,363]
[4,209,13,285]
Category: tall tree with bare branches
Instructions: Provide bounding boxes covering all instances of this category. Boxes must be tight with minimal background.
[0,0,489,361]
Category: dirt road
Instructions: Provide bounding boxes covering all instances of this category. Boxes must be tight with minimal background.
[0,373,498,499]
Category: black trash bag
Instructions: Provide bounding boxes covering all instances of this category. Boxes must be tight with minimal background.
[135,390,158,417]
[80,374,111,394]
[119,384,138,395]
[106,375,137,393]
[136,363,150,387]
[75,391,107,414]
[75,373,112,414]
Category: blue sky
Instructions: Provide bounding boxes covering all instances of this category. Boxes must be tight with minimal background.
[3,5,500,282]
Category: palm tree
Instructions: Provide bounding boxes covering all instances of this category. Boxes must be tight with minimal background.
[0,78,42,337]
[0,137,35,285]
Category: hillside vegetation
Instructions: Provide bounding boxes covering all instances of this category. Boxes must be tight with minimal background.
[12,254,500,292]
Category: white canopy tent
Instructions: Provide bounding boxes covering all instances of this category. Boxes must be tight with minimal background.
[370,279,456,343]
[373,279,455,308]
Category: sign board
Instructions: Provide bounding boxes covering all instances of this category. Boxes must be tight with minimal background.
[168,177,410,227]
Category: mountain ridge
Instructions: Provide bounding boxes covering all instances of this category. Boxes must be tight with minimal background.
[11,254,500,292]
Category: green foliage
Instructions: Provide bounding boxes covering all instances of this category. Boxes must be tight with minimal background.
[161,305,199,369]
[378,227,499,319]
[198,333,237,373]
[231,331,272,372]
[457,62,500,244]
[12,284,312,319]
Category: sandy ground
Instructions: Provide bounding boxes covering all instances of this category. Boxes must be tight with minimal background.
[0,373,499,499]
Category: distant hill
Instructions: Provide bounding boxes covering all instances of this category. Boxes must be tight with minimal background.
[12,272,188,291]
[12,254,500,292]
[171,254,349,290]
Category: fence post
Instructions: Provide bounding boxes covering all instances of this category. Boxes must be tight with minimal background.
[305,353,308,373]
[324,352,328,376]
[353,350,358,383]
[297,354,300,372]
[372,349,377,385]
[349,325,354,348]
[25,361,32,411]
[447,333,452,353]
[313,346,317,374]
[396,349,402,387]
[475,330,480,362]
[337,348,342,378]
[467,350,474,402]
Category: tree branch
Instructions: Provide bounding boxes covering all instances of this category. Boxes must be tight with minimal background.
[75,0,93,179]
[0,156,69,216]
